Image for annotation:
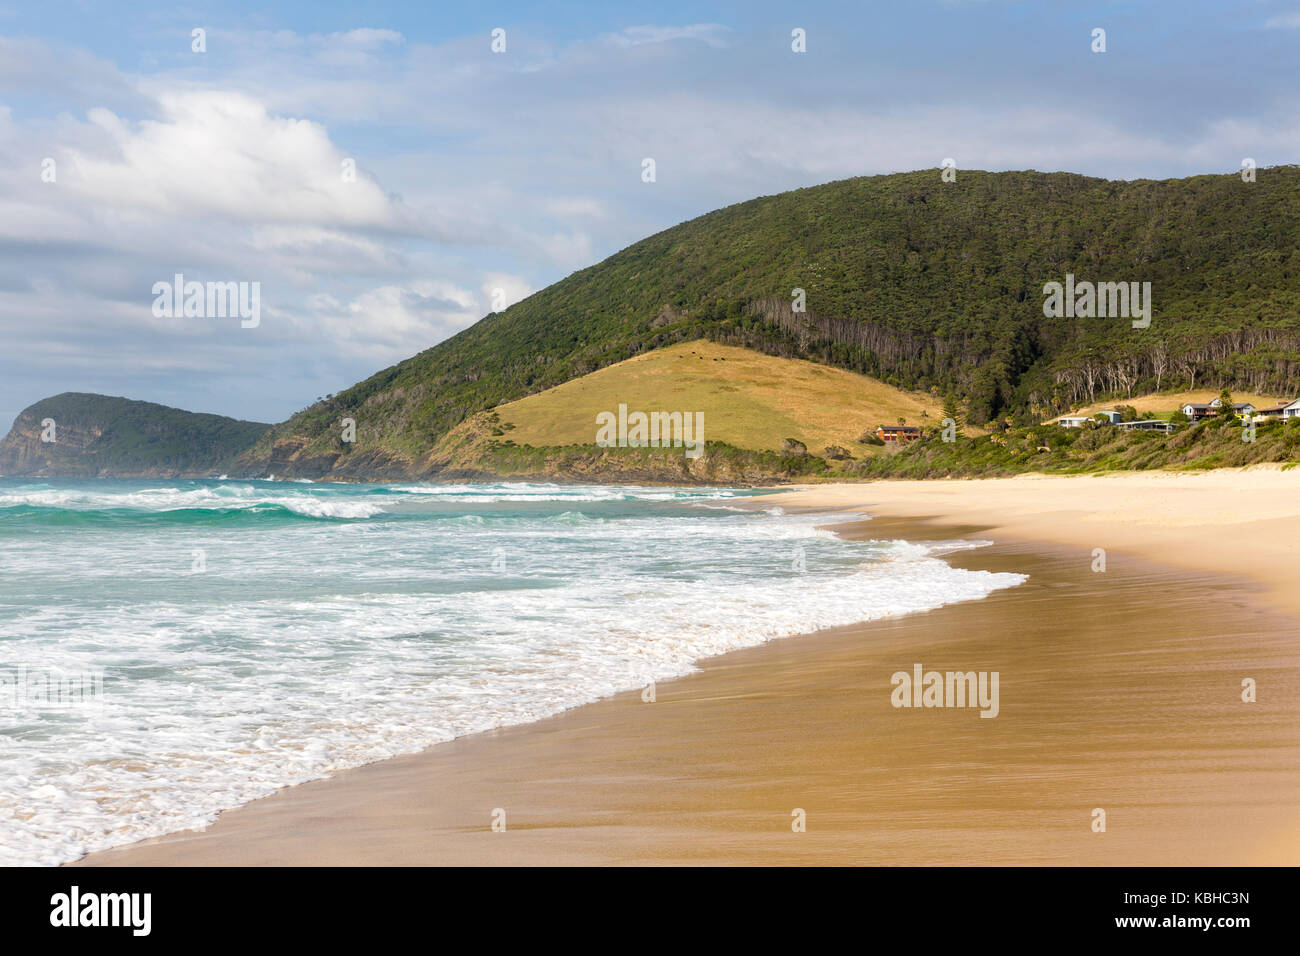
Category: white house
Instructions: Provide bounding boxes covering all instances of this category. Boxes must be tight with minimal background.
[1253,401,1294,420]
[1286,399,1300,419]
[1183,400,1255,420]
[1115,419,1178,434]
[1211,398,1256,415]
[1057,410,1123,427]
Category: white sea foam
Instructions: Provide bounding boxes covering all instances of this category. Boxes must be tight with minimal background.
[0,481,740,517]
[0,480,1024,865]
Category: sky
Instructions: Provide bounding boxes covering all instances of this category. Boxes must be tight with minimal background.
[2,0,1298,429]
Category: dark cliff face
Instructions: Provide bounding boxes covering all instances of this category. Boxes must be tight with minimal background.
[0,414,106,477]
[0,393,270,478]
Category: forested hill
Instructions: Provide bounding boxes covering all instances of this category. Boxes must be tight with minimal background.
[241,166,1300,477]
[0,393,270,478]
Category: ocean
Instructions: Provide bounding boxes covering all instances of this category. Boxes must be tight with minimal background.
[0,478,1025,865]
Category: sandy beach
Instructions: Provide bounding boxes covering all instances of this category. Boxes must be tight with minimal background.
[769,467,1300,617]
[76,467,1300,866]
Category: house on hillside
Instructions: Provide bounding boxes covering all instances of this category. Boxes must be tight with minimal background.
[1182,400,1255,421]
[1057,411,1122,427]
[875,425,921,444]
[1115,419,1179,434]
[1253,401,1295,420]
[1211,398,1255,415]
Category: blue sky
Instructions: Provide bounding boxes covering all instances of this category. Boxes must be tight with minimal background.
[1,1,1298,429]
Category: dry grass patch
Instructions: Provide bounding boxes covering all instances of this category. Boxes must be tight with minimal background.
[495,341,943,454]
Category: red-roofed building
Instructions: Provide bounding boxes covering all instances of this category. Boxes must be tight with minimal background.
[876,425,921,444]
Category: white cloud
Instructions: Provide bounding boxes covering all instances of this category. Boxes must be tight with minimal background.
[0,35,139,105]
[539,196,610,219]
[608,24,732,48]
[481,273,533,312]
[302,281,482,361]
[60,91,402,229]
[249,226,404,280]
[330,28,404,49]
[1265,11,1300,28]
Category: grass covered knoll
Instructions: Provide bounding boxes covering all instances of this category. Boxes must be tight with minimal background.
[0,393,270,478]
[495,341,941,456]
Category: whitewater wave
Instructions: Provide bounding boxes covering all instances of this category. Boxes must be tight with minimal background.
[0,481,740,523]
[0,481,1024,866]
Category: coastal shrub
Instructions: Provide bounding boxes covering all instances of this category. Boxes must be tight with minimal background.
[840,406,1300,478]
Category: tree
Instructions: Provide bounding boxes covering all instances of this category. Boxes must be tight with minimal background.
[1151,341,1169,393]
[941,393,963,428]
[1217,388,1237,424]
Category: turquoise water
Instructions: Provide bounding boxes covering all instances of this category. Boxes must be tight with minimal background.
[0,478,1024,865]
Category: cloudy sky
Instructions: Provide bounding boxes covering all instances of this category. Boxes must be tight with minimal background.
[2,1,1298,429]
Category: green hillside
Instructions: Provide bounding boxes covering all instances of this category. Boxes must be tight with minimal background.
[0,393,270,478]
[242,167,1300,479]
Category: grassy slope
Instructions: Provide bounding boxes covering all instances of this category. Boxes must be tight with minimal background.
[495,341,941,455]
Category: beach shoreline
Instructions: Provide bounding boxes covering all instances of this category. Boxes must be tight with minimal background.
[764,467,1300,615]
[74,469,1300,866]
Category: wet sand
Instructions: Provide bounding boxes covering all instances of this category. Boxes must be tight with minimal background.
[75,478,1300,866]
